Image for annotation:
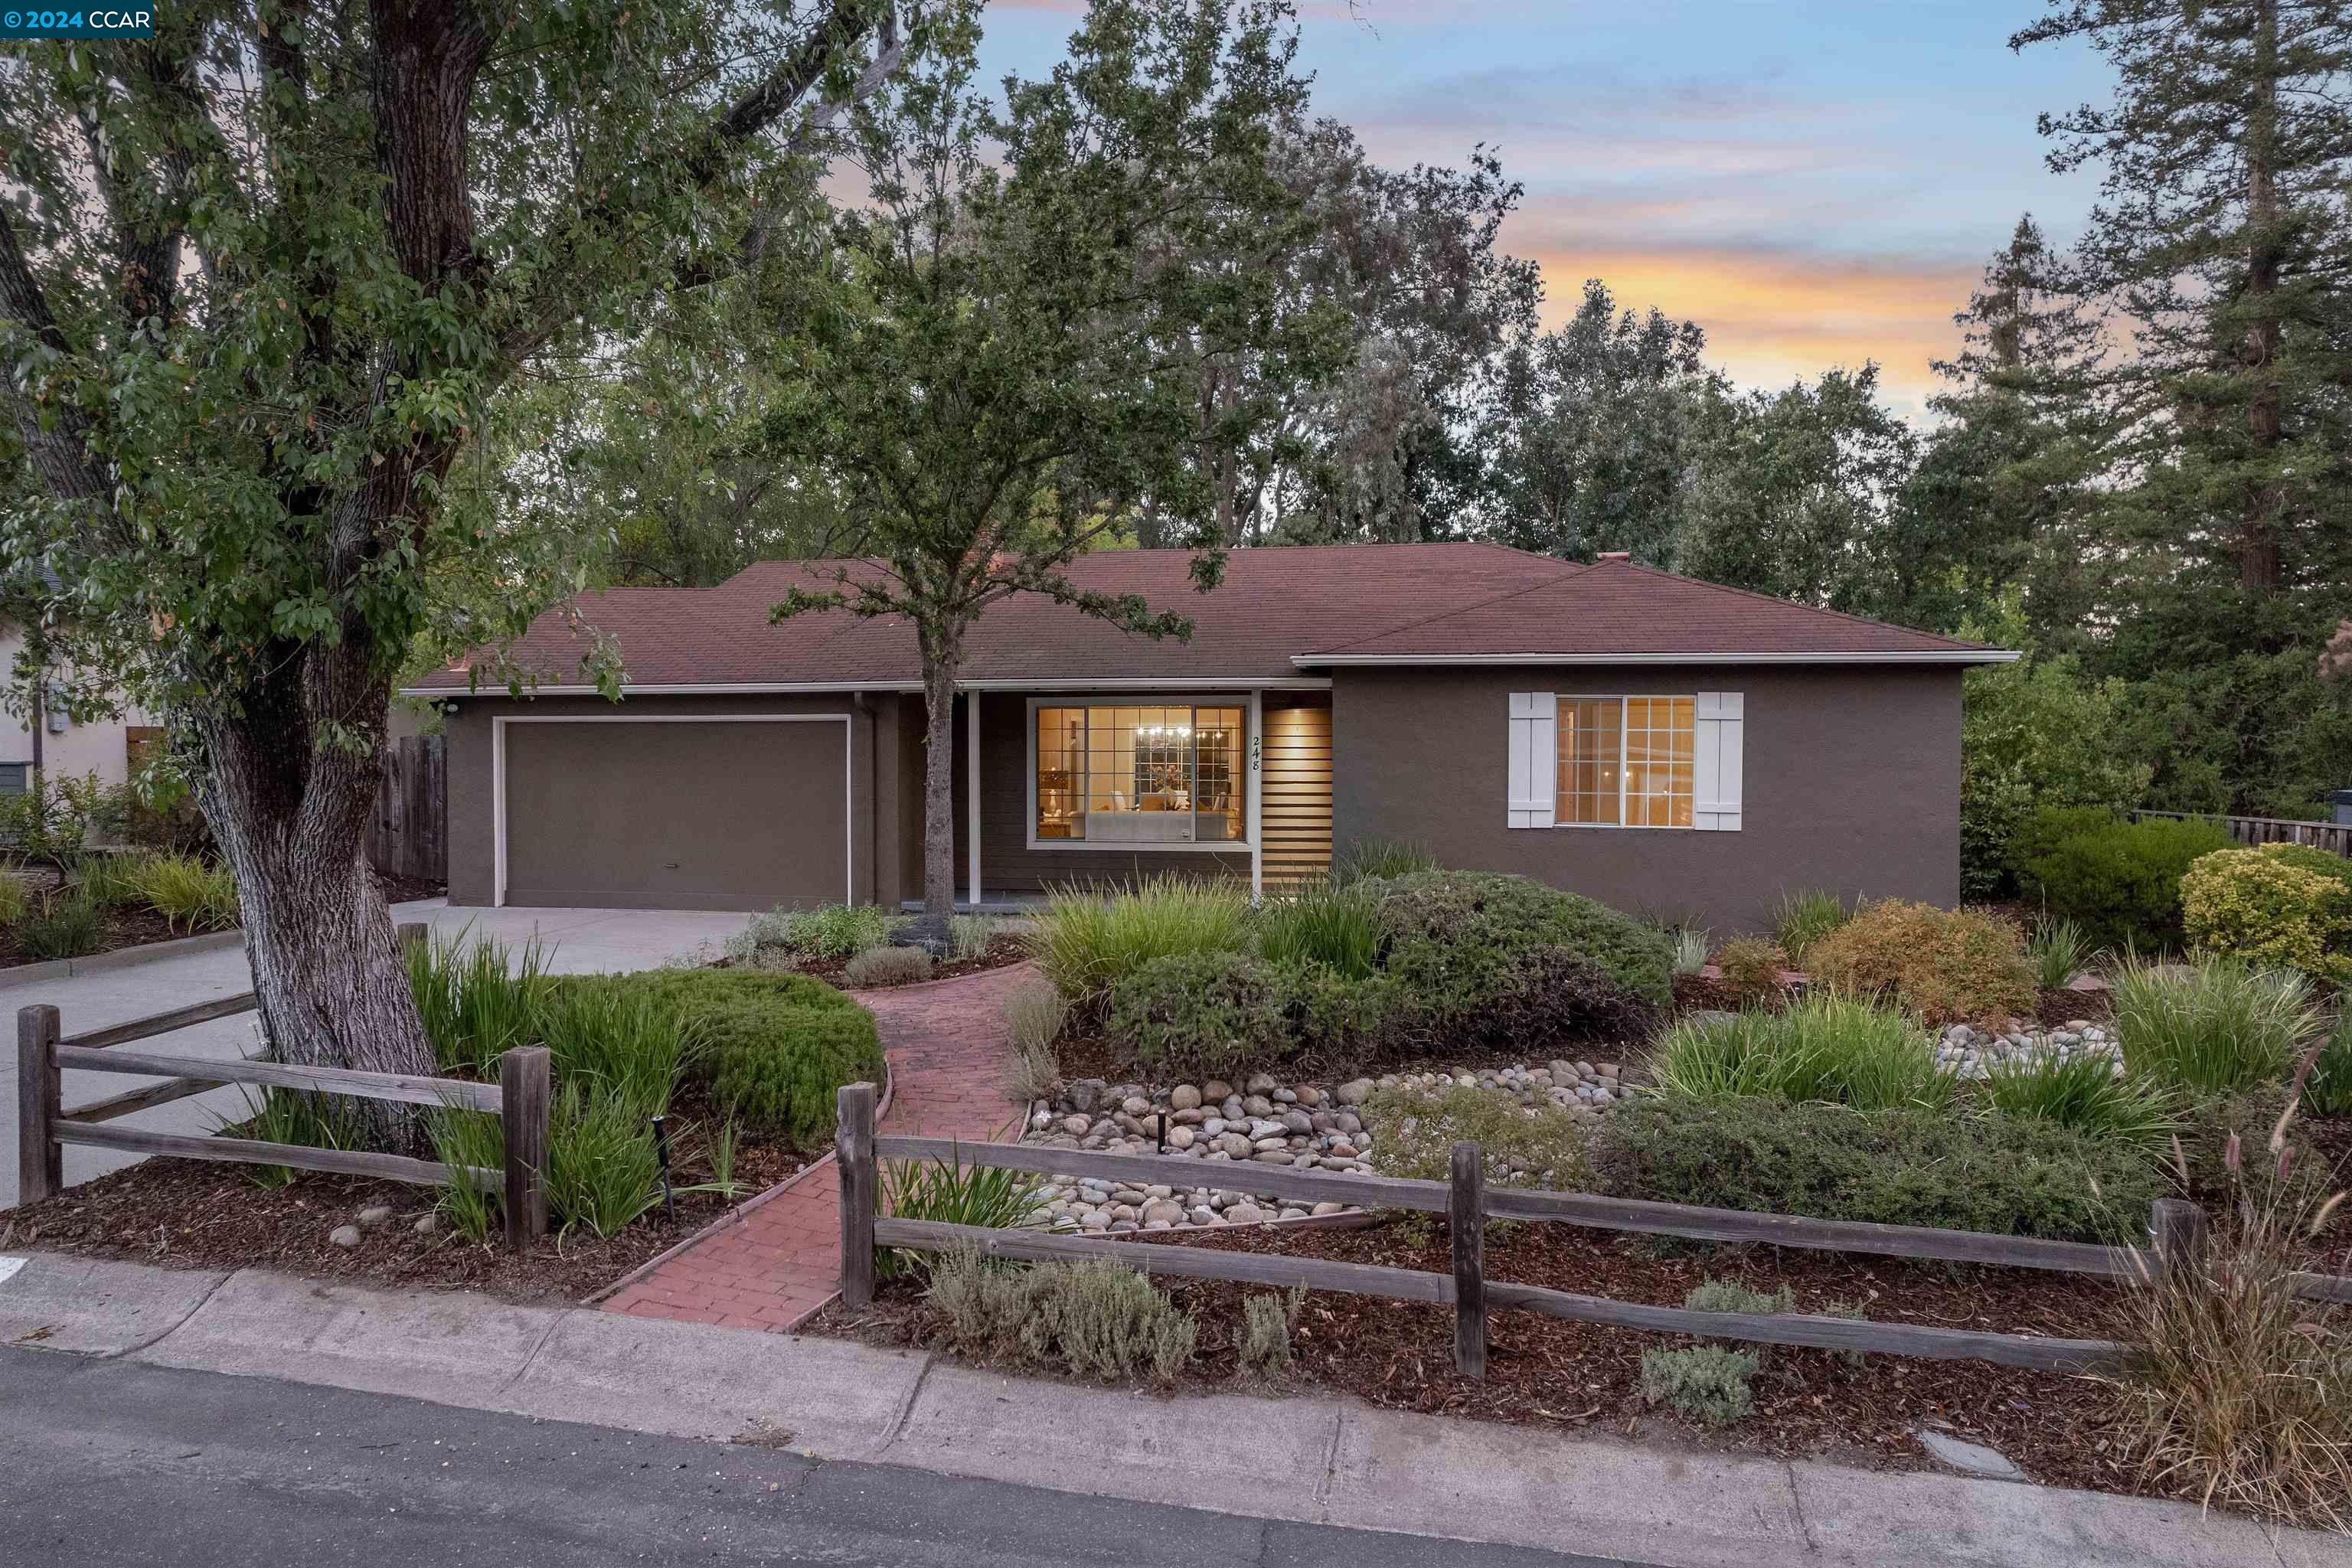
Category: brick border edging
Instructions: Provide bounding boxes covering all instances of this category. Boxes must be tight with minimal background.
[580,1059,897,1308]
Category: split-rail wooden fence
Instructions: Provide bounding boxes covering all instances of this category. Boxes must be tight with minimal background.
[13,923,549,1249]
[832,1083,2351,1380]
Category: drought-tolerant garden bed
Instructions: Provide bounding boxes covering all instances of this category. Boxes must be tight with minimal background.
[714,903,1033,988]
[2,929,885,1302]
[833,859,2352,1527]
[1,853,243,970]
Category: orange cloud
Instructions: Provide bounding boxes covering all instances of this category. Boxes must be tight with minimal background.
[1517,242,1981,413]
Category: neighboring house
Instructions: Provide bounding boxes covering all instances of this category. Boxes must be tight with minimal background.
[0,624,162,798]
[404,544,2017,931]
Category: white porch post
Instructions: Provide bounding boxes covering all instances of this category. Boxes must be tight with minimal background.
[966,688,982,910]
[1247,691,1263,899]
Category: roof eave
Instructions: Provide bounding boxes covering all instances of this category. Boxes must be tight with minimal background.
[1291,649,2021,668]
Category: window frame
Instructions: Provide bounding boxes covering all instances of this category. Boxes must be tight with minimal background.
[1024,694,1256,852]
[1552,693,1697,832]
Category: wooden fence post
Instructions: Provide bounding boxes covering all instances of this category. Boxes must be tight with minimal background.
[2150,1197,2210,1287]
[1451,1140,1486,1380]
[16,1004,61,1206]
[500,1045,550,1250]
[838,1080,879,1308]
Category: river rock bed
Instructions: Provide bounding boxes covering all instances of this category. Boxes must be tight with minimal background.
[1937,1020,2121,1080]
[1022,1060,1625,1233]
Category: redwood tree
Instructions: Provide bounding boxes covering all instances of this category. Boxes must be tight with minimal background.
[0,1,910,1132]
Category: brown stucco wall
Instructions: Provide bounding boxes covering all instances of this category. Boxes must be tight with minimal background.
[1329,665,1962,934]
[443,691,897,910]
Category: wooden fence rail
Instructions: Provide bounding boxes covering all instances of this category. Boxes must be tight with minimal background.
[841,1089,2351,1380]
[15,922,547,1248]
[2127,807,2352,858]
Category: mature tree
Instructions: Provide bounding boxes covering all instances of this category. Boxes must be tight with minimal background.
[762,0,1330,917]
[1676,365,1917,608]
[1880,217,2113,642]
[1485,279,1726,564]
[2015,0,2352,599]
[0,2,911,1122]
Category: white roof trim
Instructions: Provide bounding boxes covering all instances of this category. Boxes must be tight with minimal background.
[1292,650,2020,668]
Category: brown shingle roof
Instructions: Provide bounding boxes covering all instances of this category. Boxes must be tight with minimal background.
[406,544,2001,694]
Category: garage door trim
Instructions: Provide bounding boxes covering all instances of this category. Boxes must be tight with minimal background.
[492,714,853,909]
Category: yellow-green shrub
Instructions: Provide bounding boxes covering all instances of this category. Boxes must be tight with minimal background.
[1804,899,2037,1024]
[2181,844,2352,985]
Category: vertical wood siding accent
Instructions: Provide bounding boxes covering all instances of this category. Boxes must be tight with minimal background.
[1261,694,1332,886]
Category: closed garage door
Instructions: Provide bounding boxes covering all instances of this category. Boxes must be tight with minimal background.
[500,719,848,911]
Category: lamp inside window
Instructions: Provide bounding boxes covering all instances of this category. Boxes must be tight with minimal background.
[1034,704,1244,843]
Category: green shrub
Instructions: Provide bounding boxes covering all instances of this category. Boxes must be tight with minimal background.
[947,914,995,962]
[1366,871,1674,1008]
[1772,888,1850,962]
[844,944,934,987]
[0,769,100,866]
[1037,874,1251,1001]
[2019,812,2234,954]
[1975,1050,2177,1147]
[16,887,107,959]
[72,851,151,910]
[1333,836,1439,884]
[2180,844,2352,985]
[1640,1345,1759,1426]
[1102,949,1377,1078]
[1253,877,1380,978]
[129,851,239,933]
[1684,1278,1794,1315]
[878,1147,1043,1281]
[543,1080,665,1239]
[2301,1014,2352,1117]
[1804,900,2037,1023]
[784,903,902,960]
[1363,1083,1596,1191]
[0,874,28,926]
[2028,915,2094,991]
[1647,993,1950,1112]
[1712,936,1787,1008]
[534,978,690,1119]
[642,969,882,1144]
[1239,1288,1307,1376]
[924,1251,1197,1384]
[1592,1097,2165,1242]
[2112,956,2317,1095]
[1378,941,1658,1059]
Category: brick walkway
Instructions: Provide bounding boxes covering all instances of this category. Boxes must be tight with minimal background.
[600,962,1033,1332]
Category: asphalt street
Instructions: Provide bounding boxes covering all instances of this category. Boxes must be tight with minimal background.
[0,1347,1646,1567]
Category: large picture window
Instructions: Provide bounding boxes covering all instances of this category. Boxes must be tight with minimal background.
[1034,704,1246,845]
[1557,696,1694,828]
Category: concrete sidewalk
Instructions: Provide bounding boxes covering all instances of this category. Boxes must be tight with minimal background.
[0,900,744,1207]
[0,1253,2334,1568]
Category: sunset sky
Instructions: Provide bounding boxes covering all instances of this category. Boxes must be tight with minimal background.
[980,1,2114,416]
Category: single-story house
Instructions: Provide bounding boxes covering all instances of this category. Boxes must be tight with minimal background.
[404,544,2016,932]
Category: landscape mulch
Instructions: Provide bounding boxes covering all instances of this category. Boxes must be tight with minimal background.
[0,1083,816,1305]
[738,936,1031,990]
[0,904,199,971]
[814,1215,2150,1498]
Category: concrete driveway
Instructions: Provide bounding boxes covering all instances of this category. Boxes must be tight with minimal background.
[0,900,749,1209]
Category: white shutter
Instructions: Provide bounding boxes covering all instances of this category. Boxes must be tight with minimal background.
[1507,691,1557,828]
[1694,691,1743,831]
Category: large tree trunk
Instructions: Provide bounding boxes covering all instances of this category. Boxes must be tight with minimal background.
[920,642,962,919]
[194,642,435,1149]
[2239,0,2285,594]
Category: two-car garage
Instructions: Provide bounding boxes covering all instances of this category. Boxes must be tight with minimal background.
[494,717,851,913]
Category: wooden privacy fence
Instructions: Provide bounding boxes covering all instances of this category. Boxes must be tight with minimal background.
[2128,807,2352,858]
[15,924,550,1250]
[833,1084,2351,1380]
[367,733,447,884]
